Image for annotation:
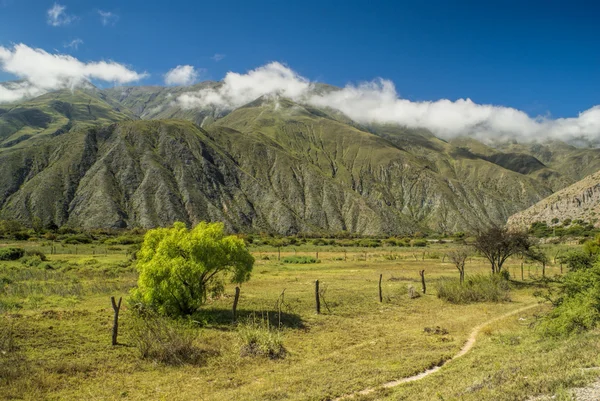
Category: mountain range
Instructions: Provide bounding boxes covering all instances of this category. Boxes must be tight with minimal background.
[1,83,599,235]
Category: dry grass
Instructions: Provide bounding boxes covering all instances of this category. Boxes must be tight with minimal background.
[0,241,596,400]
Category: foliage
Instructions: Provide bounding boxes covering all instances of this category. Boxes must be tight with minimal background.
[63,234,92,244]
[436,274,511,304]
[559,251,595,271]
[238,318,286,359]
[104,236,143,245]
[538,264,600,337]
[132,222,254,317]
[0,248,25,261]
[410,239,428,247]
[281,256,318,264]
[473,226,531,274]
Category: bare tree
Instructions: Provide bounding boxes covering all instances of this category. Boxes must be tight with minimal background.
[473,226,531,274]
[448,248,469,284]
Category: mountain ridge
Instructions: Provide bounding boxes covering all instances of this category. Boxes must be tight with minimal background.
[0,84,599,234]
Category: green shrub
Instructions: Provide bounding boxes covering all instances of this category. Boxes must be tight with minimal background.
[21,255,42,267]
[538,264,600,337]
[281,256,318,264]
[63,234,92,244]
[358,239,381,248]
[560,251,595,271]
[104,236,143,245]
[25,249,47,261]
[238,319,285,359]
[77,258,99,266]
[0,248,25,261]
[410,239,428,247]
[436,274,511,304]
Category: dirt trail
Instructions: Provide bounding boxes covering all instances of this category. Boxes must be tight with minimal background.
[334,303,540,400]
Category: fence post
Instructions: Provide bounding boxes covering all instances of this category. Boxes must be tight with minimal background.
[378,274,383,302]
[232,286,241,322]
[278,247,281,261]
[521,262,524,281]
[419,270,426,294]
[110,296,122,346]
[315,280,321,314]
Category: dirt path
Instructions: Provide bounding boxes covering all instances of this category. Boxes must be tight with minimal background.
[334,303,540,400]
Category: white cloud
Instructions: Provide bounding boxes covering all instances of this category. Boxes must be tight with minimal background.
[0,43,148,103]
[164,65,201,86]
[64,38,83,50]
[178,62,310,109]
[211,53,226,62]
[175,62,600,142]
[47,3,75,26]
[98,10,119,26]
[0,81,45,103]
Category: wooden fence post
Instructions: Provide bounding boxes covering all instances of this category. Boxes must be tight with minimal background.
[521,262,524,281]
[232,286,241,322]
[419,270,426,294]
[315,280,321,314]
[110,296,122,346]
[378,274,383,302]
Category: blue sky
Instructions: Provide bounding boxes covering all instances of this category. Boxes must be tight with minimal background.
[0,0,599,119]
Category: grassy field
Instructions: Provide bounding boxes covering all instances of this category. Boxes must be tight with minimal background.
[1,241,598,400]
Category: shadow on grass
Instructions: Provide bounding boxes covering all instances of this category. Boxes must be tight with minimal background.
[192,308,306,330]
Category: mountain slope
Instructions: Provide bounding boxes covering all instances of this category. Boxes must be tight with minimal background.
[1,86,599,234]
[0,89,134,150]
[507,170,600,230]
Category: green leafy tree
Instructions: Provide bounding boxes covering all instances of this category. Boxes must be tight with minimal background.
[132,222,254,316]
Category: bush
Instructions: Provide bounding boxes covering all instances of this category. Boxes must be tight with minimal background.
[0,248,25,261]
[538,264,600,337]
[77,258,99,266]
[358,239,381,248]
[410,239,428,247]
[25,250,47,261]
[281,256,318,264]
[436,274,511,304]
[560,251,595,271]
[238,319,285,359]
[63,234,92,244]
[104,236,142,245]
[21,255,43,267]
[128,313,205,365]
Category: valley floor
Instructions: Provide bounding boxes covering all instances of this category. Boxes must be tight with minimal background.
[1,243,599,400]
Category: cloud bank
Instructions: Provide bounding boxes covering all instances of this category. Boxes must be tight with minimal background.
[0,44,147,103]
[175,62,600,142]
[164,65,199,86]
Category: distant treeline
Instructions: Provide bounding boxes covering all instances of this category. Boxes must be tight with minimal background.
[0,219,470,247]
[528,219,600,239]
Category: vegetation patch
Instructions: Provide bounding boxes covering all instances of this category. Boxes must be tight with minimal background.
[281,255,319,264]
[0,248,25,261]
[128,312,209,366]
[436,274,511,304]
[238,319,286,360]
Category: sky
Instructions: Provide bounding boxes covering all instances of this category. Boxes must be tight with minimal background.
[0,0,599,140]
